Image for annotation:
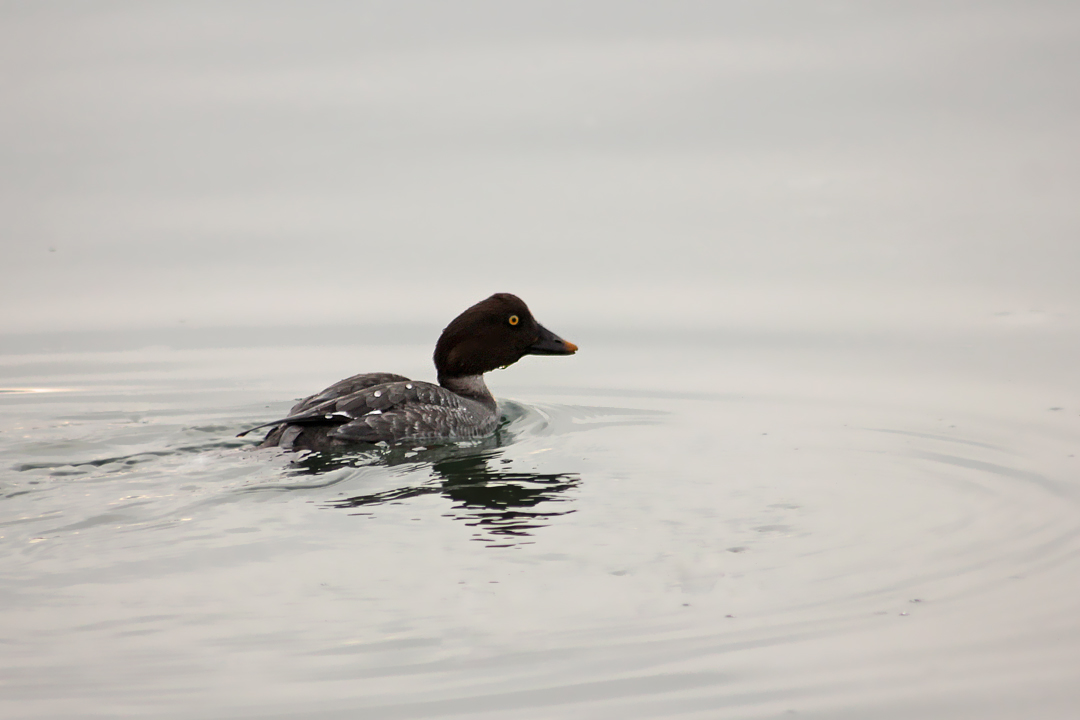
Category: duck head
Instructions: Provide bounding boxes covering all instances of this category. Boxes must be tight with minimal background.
[434,293,577,381]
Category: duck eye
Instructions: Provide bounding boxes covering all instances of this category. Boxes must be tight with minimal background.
[508,315,519,326]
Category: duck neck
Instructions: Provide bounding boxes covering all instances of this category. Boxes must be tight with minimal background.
[438,373,496,410]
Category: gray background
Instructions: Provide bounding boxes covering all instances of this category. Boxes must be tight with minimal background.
[3,1,1078,336]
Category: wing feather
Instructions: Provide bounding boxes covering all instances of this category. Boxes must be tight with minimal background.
[247,379,496,449]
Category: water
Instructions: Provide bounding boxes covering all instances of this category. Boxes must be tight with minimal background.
[4,2,1080,717]
[2,324,1079,719]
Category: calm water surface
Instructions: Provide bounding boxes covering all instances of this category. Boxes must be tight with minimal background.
[2,324,1079,719]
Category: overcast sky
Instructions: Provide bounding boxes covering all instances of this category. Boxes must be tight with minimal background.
[2,1,1078,334]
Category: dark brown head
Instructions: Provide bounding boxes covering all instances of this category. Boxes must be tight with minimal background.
[433,293,577,381]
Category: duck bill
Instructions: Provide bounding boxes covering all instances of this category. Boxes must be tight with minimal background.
[526,323,578,355]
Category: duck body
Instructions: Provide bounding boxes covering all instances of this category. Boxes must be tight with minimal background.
[241,294,576,451]
[256,374,498,451]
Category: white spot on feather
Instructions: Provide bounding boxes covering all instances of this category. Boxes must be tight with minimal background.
[373,390,382,397]
[366,409,383,416]
[406,384,413,389]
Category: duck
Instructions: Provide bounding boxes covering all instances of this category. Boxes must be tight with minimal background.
[239,293,577,451]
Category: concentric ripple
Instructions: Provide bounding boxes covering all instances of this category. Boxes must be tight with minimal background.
[1,341,1079,719]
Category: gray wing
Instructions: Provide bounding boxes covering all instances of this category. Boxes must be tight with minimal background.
[326,383,496,443]
[244,380,496,445]
[236,372,409,437]
[286,372,411,415]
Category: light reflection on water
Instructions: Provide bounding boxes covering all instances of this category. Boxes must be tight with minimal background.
[1,332,1079,719]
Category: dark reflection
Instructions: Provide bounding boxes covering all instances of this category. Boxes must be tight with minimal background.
[286,426,579,547]
[333,449,578,545]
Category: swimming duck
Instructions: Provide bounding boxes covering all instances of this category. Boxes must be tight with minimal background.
[239,293,577,451]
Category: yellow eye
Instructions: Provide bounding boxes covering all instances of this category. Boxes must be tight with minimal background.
[508,315,519,326]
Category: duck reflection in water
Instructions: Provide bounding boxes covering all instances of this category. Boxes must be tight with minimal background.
[288,431,579,546]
